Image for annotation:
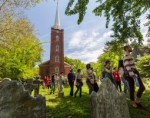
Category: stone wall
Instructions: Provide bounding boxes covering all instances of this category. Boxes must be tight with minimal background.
[90,79,130,118]
[0,79,46,118]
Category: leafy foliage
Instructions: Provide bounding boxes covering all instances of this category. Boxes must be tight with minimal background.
[136,55,150,77]
[141,39,150,54]
[91,62,102,78]
[104,40,124,58]
[0,0,43,36]
[64,56,86,75]
[65,0,150,43]
[0,15,43,79]
[93,40,124,77]
[0,0,43,79]
[65,0,89,24]
[97,51,120,72]
[0,0,41,12]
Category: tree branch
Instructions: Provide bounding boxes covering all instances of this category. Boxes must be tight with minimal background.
[0,0,9,11]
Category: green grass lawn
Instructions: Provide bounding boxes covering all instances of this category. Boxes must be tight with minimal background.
[40,85,91,118]
[39,79,150,118]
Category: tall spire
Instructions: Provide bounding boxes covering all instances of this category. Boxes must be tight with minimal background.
[53,0,61,30]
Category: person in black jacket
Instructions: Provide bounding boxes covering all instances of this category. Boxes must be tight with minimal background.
[67,69,75,96]
[50,73,55,94]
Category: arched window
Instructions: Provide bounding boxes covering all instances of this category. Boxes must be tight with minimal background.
[55,67,59,74]
[56,35,59,42]
[55,56,59,63]
[56,45,59,52]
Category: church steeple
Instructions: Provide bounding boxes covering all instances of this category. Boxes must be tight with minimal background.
[53,0,61,30]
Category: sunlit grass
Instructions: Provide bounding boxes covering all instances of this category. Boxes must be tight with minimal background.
[39,78,150,118]
[40,84,91,118]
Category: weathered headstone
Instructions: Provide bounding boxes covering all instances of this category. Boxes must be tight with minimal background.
[58,91,64,98]
[33,78,41,97]
[90,79,130,118]
[24,79,34,94]
[0,79,46,118]
[24,78,41,97]
[57,77,64,98]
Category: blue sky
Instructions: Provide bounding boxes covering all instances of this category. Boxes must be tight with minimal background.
[24,0,148,63]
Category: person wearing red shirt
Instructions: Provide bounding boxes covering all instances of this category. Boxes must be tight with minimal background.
[47,75,51,89]
[43,76,47,88]
[113,67,122,92]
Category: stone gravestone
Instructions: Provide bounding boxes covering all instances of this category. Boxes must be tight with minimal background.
[24,79,34,94]
[0,79,46,118]
[58,77,64,98]
[58,91,64,98]
[90,79,130,118]
[24,78,41,97]
[33,77,41,97]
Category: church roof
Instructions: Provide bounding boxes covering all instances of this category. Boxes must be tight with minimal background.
[38,60,50,66]
[64,62,71,67]
[53,0,61,30]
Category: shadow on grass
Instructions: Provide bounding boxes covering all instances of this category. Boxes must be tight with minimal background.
[41,80,150,118]
[44,87,91,118]
[128,89,150,118]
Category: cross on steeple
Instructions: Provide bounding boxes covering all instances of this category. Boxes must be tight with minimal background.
[53,0,61,30]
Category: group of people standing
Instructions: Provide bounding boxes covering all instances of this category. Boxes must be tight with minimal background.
[68,69,83,97]
[42,45,145,108]
[68,64,99,98]
[102,60,123,92]
[43,72,65,94]
[102,45,145,108]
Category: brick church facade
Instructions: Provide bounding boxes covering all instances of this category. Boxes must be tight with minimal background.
[39,2,71,79]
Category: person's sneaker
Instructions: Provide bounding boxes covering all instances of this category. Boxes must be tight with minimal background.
[132,102,138,108]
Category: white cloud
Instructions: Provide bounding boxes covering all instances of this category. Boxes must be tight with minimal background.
[66,28,113,63]
[68,30,85,48]
[67,48,104,64]
[140,14,149,45]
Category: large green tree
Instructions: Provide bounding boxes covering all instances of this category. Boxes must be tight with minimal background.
[0,15,43,79]
[0,0,44,79]
[65,0,150,43]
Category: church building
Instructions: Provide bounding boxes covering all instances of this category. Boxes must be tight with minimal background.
[39,2,71,79]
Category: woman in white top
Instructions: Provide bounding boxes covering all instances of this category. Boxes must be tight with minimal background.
[74,69,83,97]
[55,74,60,92]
